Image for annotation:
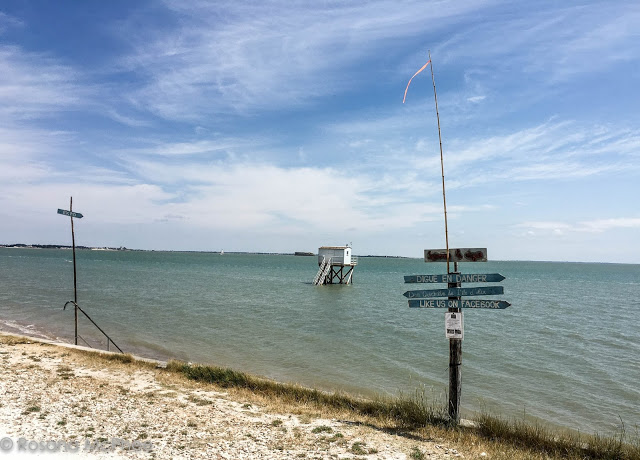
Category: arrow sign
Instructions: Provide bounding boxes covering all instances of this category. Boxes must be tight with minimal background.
[404,286,504,299]
[424,248,487,263]
[409,299,511,309]
[57,209,83,219]
[404,273,505,283]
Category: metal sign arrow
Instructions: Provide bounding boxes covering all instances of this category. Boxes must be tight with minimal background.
[404,273,505,283]
[403,286,504,299]
[408,299,511,309]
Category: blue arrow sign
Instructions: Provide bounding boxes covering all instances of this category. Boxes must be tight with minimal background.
[404,273,505,283]
[409,299,511,309]
[403,286,504,299]
[57,209,83,219]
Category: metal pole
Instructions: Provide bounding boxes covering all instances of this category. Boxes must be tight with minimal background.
[448,261,461,423]
[70,196,78,346]
[428,51,451,275]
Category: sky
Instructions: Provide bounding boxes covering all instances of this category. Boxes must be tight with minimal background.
[0,0,639,263]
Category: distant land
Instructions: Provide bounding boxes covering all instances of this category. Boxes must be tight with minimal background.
[0,244,411,258]
[1,243,131,251]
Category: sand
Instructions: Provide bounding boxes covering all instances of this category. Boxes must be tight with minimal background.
[0,334,466,459]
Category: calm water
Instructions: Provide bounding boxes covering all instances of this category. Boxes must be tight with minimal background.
[1,248,638,435]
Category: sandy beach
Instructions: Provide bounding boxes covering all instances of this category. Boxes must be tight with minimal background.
[0,334,466,459]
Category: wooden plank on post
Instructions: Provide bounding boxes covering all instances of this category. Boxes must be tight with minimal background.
[424,248,487,263]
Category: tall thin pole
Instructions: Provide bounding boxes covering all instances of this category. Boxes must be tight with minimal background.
[70,196,78,345]
[428,52,461,424]
[428,50,451,274]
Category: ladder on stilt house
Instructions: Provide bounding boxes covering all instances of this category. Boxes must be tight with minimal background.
[313,257,332,285]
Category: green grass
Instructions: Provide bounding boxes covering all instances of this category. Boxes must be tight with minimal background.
[409,446,426,460]
[476,412,640,460]
[350,441,367,455]
[312,425,333,434]
[23,405,41,414]
[165,360,447,429]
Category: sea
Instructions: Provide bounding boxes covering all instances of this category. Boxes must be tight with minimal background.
[1,248,638,436]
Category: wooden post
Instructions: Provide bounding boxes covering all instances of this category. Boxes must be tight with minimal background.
[70,196,78,346]
[448,261,461,423]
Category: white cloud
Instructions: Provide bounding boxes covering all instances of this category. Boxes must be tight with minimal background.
[467,95,485,103]
[118,0,497,119]
[325,115,640,188]
[0,11,24,33]
[0,45,88,120]
[577,218,640,233]
[118,139,253,157]
[518,218,640,235]
[438,2,640,82]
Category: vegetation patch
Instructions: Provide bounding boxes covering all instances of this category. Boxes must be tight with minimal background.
[165,360,447,429]
[476,412,640,460]
[312,425,333,434]
[409,446,426,460]
[187,394,213,406]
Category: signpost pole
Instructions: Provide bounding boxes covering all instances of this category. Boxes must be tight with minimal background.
[448,261,461,423]
[70,196,78,346]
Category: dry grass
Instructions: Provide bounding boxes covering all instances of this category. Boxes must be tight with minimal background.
[2,333,639,460]
[165,359,448,429]
[474,412,640,460]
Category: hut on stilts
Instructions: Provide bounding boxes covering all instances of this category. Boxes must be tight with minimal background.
[313,246,358,285]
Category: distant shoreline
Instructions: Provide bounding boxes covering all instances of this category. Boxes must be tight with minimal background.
[2,245,637,264]
[0,244,413,258]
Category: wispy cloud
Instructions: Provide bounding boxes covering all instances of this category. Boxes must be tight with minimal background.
[0,11,24,33]
[325,113,640,187]
[439,2,640,80]
[0,45,88,120]
[117,0,496,119]
[519,218,640,236]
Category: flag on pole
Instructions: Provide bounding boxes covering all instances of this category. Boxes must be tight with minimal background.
[403,59,431,103]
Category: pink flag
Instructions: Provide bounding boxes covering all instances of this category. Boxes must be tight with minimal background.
[403,59,431,103]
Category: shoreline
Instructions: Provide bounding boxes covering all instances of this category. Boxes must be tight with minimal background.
[2,332,638,459]
[0,332,463,459]
[0,319,630,441]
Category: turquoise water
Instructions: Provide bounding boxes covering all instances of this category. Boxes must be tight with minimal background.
[1,248,639,435]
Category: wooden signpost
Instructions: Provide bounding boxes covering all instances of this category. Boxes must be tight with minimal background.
[402,52,512,424]
[403,250,510,424]
[57,197,83,346]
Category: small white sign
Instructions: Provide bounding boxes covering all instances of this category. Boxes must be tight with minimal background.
[445,312,464,340]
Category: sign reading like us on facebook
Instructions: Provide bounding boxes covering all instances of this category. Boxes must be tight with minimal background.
[409,299,511,309]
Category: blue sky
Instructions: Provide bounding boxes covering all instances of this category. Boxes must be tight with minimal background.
[1,1,639,262]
